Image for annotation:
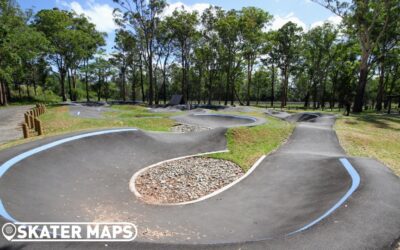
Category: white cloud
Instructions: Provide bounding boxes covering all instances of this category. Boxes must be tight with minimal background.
[310,15,342,29]
[269,12,307,31]
[163,2,211,17]
[61,1,117,33]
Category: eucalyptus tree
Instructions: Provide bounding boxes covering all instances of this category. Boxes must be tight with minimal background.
[112,29,138,101]
[276,21,303,108]
[155,20,173,104]
[34,9,75,101]
[261,31,280,107]
[10,25,49,96]
[329,40,359,109]
[88,56,112,101]
[75,15,106,102]
[303,23,338,108]
[313,0,398,112]
[165,8,199,104]
[113,0,167,105]
[215,9,242,105]
[198,6,225,105]
[240,7,272,106]
[0,0,26,105]
[373,6,400,111]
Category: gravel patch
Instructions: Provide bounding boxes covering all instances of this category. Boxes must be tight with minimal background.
[135,157,244,204]
[170,124,211,133]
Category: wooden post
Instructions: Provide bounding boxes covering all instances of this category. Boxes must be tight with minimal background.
[35,118,43,136]
[30,115,35,129]
[24,113,29,125]
[22,123,29,138]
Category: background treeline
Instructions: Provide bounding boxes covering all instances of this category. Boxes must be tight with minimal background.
[0,0,399,113]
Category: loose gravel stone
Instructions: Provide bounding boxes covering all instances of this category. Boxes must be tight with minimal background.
[135,157,244,204]
[170,124,211,133]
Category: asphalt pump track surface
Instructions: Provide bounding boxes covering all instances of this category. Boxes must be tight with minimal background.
[0,113,399,249]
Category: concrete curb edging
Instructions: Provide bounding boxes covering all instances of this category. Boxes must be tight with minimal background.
[130,152,266,206]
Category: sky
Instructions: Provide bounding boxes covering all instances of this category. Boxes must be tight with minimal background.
[18,0,341,53]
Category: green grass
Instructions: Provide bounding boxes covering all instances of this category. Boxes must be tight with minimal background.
[335,113,400,176]
[0,105,178,150]
[209,116,294,172]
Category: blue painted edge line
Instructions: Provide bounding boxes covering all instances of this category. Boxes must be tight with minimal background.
[0,128,137,222]
[287,158,361,235]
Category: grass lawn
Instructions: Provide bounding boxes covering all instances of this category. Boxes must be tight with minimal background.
[335,113,400,176]
[210,116,294,172]
[0,105,178,150]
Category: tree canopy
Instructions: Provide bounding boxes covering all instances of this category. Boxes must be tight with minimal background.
[0,0,399,115]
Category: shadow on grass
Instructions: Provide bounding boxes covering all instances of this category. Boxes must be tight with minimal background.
[352,113,400,131]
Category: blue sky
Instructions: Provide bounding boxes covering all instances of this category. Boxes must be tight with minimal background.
[18,0,339,52]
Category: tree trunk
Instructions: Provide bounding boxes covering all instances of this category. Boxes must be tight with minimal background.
[131,71,136,102]
[246,57,251,106]
[208,72,213,105]
[85,59,90,102]
[0,80,7,106]
[162,69,167,104]
[353,50,369,113]
[71,69,77,101]
[304,92,310,108]
[154,68,159,105]
[313,78,318,109]
[60,70,67,102]
[281,64,288,108]
[121,68,126,102]
[186,58,190,104]
[225,67,230,106]
[67,70,72,101]
[148,52,154,105]
[33,78,37,96]
[375,57,385,111]
[27,83,31,98]
[270,64,275,108]
[139,62,145,102]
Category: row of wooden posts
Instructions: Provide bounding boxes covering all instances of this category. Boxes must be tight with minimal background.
[22,104,46,138]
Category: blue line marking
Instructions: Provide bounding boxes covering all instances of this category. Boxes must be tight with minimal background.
[0,128,137,221]
[287,158,360,235]
[0,199,16,222]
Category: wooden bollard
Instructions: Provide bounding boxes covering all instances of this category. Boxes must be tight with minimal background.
[35,118,43,136]
[22,123,29,138]
[24,113,30,125]
[30,115,35,129]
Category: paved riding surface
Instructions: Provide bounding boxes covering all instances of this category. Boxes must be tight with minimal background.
[0,113,399,249]
[172,113,266,128]
[0,105,32,145]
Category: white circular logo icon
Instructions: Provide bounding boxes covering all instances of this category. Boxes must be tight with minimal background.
[2,223,16,241]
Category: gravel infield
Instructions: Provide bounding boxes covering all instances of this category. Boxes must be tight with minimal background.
[135,157,244,204]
